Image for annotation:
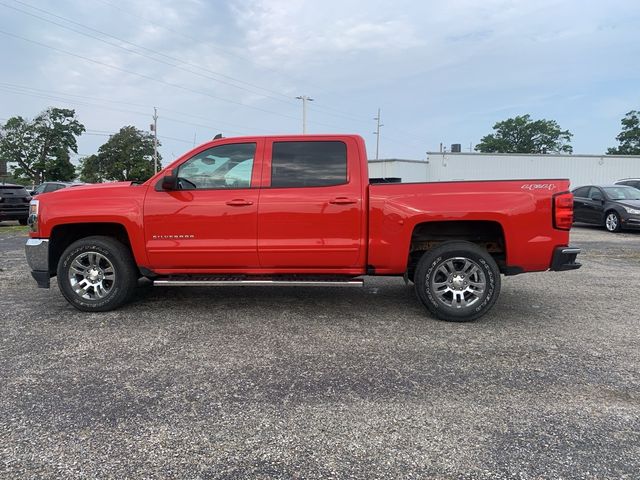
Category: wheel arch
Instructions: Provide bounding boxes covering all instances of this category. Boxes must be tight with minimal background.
[48,222,137,275]
[406,220,507,279]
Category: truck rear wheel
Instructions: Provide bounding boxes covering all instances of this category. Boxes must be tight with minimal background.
[414,241,501,322]
[57,236,138,312]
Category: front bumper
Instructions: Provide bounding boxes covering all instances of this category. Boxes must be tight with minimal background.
[550,246,581,271]
[0,205,29,220]
[25,238,51,288]
[621,214,640,230]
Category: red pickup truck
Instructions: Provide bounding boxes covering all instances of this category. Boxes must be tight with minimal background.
[25,134,580,321]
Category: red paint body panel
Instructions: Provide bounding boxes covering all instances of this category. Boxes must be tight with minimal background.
[143,187,261,268]
[256,136,366,269]
[34,182,149,266]
[142,138,264,268]
[368,180,571,274]
[30,134,573,277]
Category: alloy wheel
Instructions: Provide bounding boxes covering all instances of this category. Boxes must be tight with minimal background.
[67,251,116,300]
[429,257,486,309]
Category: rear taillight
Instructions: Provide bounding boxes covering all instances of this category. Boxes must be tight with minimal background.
[553,192,573,230]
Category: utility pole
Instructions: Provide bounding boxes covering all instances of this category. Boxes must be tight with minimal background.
[151,107,158,173]
[373,108,383,160]
[296,95,313,134]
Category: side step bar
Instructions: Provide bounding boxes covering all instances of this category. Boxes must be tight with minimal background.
[153,276,364,287]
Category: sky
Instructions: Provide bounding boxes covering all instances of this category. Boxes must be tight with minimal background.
[0,0,639,167]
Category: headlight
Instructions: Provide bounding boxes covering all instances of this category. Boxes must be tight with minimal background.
[623,206,640,215]
[28,199,39,232]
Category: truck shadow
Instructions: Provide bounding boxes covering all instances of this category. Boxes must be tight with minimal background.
[130,277,544,327]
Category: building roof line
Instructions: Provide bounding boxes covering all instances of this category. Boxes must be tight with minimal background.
[426,152,640,159]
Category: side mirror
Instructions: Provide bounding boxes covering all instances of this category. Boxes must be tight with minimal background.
[161,171,178,191]
[592,193,603,202]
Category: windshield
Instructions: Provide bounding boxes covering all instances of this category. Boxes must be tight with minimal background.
[604,186,640,200]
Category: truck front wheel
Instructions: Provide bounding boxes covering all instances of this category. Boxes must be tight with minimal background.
[414,241,501,322]
[57,236,138,312]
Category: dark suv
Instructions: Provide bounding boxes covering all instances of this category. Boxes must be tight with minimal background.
[0,183,31,225]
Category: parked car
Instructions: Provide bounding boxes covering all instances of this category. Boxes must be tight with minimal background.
[25,134,581,322]
[31,181,86,196]
[0,183,31,225]
[615,178,640,190]
[572,184,640,232]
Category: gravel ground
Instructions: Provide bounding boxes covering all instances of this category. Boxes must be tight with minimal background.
[0,223,639,479]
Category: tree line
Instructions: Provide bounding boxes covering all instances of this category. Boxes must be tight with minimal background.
[0,107,159,185]
[0,107,639,185]
[475,112,640,155]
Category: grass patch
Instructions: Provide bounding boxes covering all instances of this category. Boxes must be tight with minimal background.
[0,224,29,235]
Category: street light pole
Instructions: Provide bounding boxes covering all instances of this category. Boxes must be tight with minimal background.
[296,95,314,134]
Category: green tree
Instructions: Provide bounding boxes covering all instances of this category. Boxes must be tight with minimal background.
[80,126,158,182]
[0,108,85,183]
[78,154,104,183]
[476,114,573,154]
[607,110,640,155]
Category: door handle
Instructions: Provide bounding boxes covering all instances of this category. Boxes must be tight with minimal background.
[226,199,253,206]
[329,197,358,205]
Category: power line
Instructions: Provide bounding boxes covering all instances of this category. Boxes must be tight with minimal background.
[1,0,301,108]
[91,0,342,102]
[10,0,411,130]
[84,129,194,145]
[2,4,432,143]
[0,84,149,117]
[0,82,429,152]
[0,82,278,134]
[0,29,305,122]
[0,28,378,135]
[0,85,247,137]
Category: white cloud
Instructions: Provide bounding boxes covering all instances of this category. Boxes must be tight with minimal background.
[1,0,639,160]
[234,0,423,68]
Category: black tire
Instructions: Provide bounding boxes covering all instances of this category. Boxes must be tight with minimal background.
[604,210,621,232]
[414,241,501,322]
[18,218,28,226]
[57,236,138,312]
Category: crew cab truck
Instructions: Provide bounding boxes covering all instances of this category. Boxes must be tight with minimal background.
[25,134,581,322]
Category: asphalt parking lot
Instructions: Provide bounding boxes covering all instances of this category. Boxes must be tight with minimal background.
[1,223,639,479]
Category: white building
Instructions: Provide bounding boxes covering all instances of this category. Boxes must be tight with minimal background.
[368,153,640,189]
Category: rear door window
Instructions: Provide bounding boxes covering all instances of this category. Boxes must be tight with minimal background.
[573,186,589,197]
[270,141,347,188]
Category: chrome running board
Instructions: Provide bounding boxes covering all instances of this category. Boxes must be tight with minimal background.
[153,276,364,287]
